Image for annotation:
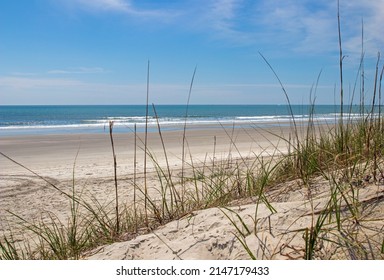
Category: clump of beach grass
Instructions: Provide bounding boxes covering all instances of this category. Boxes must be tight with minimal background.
[226,4,384,259]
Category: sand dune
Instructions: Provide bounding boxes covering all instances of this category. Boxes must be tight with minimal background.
[85,178,384,260]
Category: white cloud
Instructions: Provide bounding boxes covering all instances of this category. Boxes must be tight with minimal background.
[249,0,337,53]
[10,72,38,76]
[188,0,254,45]
[0,75,188,104]
[0,76,84,89]
[63,0,178,20]
[210,0,240,29]
[48,67,107,74]
[0,74,336,105]
[285,1,381,62]
[340,0,384,55]
[55,0,383,55]
[193,0,383,55]
[74,0,132,13]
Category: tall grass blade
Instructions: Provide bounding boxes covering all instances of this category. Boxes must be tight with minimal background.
[108,121,120,234]
[181,66,197,187]
[133,123,138,232]
[144,60,150,227]
[337,0,345,153]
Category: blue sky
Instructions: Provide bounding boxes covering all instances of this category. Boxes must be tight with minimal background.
[0,0,383,105]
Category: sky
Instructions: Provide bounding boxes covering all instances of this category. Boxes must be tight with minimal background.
[0,0,383,105]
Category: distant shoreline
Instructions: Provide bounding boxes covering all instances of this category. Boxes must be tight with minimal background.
[1,104,372,136]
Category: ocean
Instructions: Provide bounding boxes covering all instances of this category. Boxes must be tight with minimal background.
[0,105,369,136]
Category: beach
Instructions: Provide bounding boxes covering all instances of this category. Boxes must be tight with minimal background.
[1,124,383,260]
[0,125,288,234]
[0,124,290,178]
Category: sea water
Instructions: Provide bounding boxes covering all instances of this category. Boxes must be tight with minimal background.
[0,105,370,136]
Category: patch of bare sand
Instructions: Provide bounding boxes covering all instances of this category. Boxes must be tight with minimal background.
[86,180,384,260]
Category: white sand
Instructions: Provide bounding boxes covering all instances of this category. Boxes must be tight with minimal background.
[85,178,384,260]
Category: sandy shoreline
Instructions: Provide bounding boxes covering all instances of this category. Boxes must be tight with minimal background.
[0,126,290,237]
[1,125,292,179]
